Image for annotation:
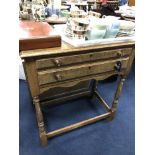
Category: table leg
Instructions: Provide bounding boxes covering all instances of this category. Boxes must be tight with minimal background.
[32,76,126,144]
[109,76,126,120]
[33,96,48,146]
[91,79,98,97]
[92,80,98,91]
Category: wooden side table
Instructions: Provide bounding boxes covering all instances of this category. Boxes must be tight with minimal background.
[20,40,135,146]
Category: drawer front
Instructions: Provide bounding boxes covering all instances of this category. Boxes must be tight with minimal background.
[36,48,131,70]
[38,57,129,86]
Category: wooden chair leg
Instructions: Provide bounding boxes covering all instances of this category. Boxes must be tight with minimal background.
[33,96,48,146]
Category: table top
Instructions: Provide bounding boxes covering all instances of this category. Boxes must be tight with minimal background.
[20,39,135,59]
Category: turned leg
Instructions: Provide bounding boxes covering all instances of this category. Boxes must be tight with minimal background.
[33,97,48,146]
[109,76,126,121]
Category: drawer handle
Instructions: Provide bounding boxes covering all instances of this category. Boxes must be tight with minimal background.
[114,61,122,72]
[55,74,62,81]
[117,51,123,57]
[53,59,61,67]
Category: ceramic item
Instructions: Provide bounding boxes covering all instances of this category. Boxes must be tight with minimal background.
[73,30,87,35]
[103,15,120,20]
[92,24,107,30]
[104,21,120,38]
[60,10,70,18]
[119,20,135,30]
[86,29,106,40]
[70,10,87,18]
[104,28,119,38]
[87,18,109,40]
[65,17,89,40]
[73,18,89,25]
[88,11,101,18]
[89,18,109,30]
[73,18,89,30]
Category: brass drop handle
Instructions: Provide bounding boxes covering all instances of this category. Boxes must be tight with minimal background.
[114,61,122,72]
[55,74,62,81]
[117,51,123,57]
[53,59,61,67]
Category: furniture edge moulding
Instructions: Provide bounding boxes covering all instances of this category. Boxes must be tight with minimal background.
[19,41,135,59]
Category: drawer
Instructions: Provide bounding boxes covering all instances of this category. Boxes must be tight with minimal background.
[36,48,132,70]
[37,57,129,86]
